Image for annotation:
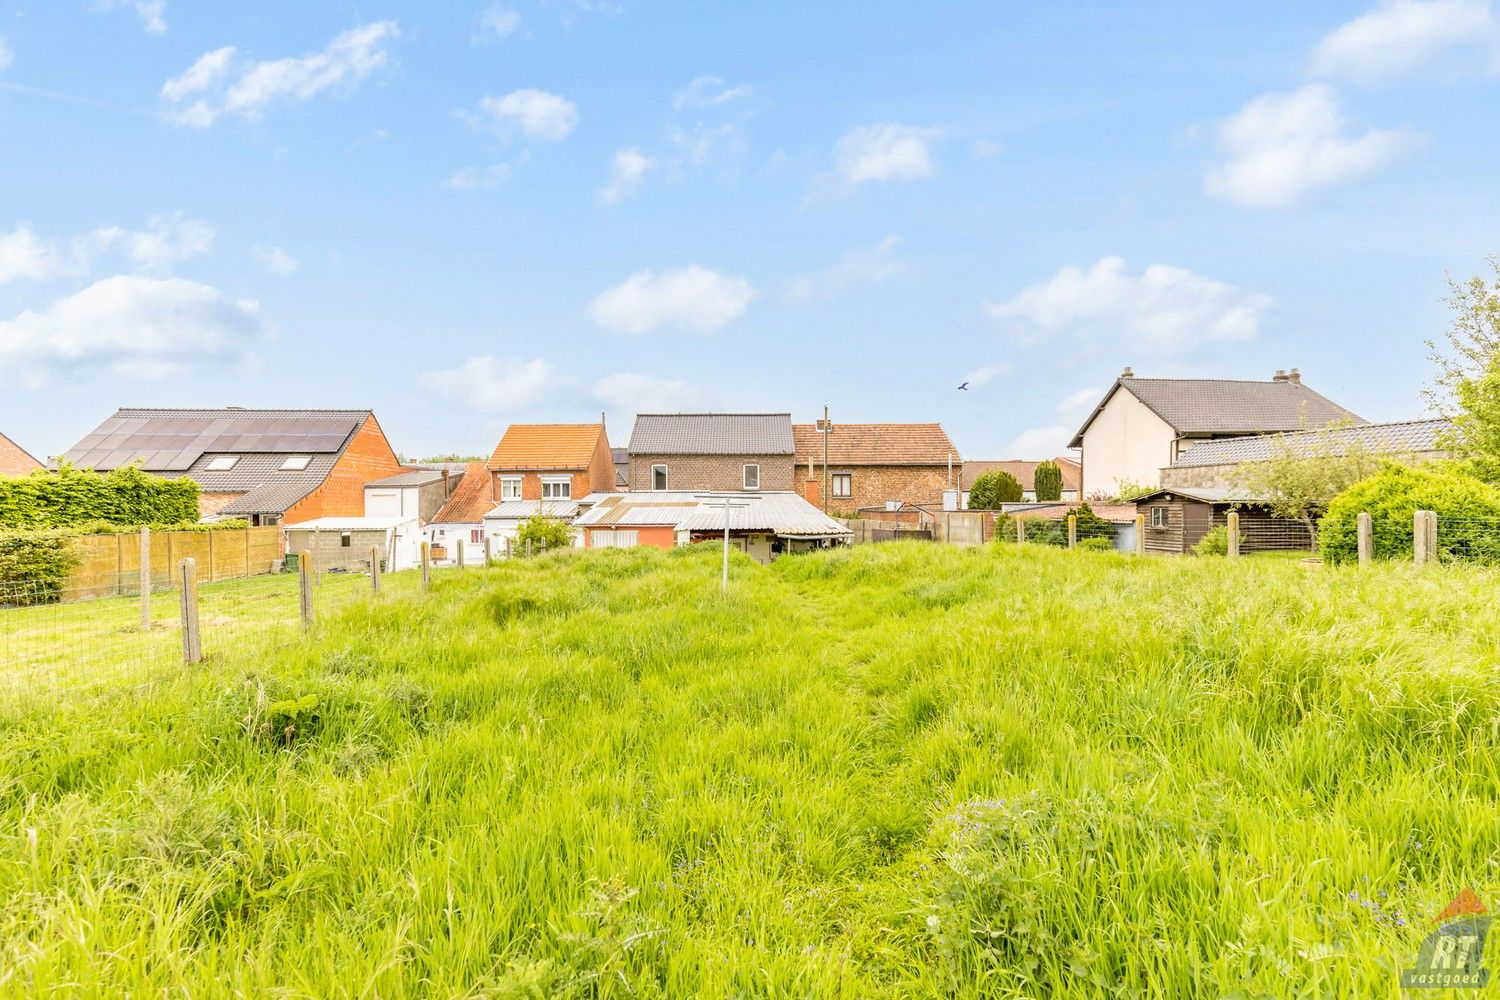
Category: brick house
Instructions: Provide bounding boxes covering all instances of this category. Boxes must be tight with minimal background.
[627,414,794,492]
[426,462,495,565]
[56,408,405,525]
[0,431,42,476]
[486,423,615,503]
[793,422,960,512]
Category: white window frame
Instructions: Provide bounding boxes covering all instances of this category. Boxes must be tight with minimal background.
[832,472,852,499]
[499,476,522,500]
[279,454,311,471]
[470,528,483,544]
[541,476,571,500]
[743,463,760,490]
[205,455,239,472]
[1151,506,1169,529]
[652,464,668,491]
[594,529,639,548]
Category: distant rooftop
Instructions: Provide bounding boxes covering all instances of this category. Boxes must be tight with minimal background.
[1170,418,1451,468]
[629,414,793,456]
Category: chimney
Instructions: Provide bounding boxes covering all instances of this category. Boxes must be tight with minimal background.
[1120,366,1134,378]
[1287,368,1301,384]
[1272,369,1288,382]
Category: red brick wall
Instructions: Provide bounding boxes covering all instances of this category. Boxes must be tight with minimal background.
[628,453,794,492]
[587,432,616,494]
[800,463,954,513]
[283,415,404,523]
[0,435,41,476]
[491,470,592,501]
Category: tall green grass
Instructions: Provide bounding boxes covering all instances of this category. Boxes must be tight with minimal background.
[1,543,1496,997]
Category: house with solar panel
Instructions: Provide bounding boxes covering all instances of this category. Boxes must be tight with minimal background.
[56,407,406,526]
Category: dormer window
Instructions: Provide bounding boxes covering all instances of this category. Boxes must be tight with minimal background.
[280,455,311,471]
[205,456,238,471]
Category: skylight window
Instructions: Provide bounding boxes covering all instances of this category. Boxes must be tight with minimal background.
[205,456,239,471]
[280,455,311,471]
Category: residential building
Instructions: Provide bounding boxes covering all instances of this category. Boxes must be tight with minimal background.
[0,432,41,476]
[364,469,454,524]
[1159,417,1452,490]
[56,408,405,525]
[1069,368,1363,498]
[961,457,1081,504]
[285,516,422,572]
[425,462,494,565]
[792,422,960,511]
[485,423,614,504]
[1133,486,1315,554]
[483,499,585,551]
[612,447,629,491]
[627,413,794,492]
[574,490,851,562]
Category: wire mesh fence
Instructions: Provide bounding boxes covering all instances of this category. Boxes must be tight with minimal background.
[1433,516,1500,564]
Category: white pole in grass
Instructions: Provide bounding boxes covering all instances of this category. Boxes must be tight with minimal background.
[139,526,152,630]
[1357,512,1372,565]
[370,545,381,594]
[697,493,759,595]
[1226,511,1240,558]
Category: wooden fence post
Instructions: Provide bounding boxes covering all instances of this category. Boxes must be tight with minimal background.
[1134,514,1145,556]
[299,550,314,628]
[1226,511,1240,558]
[421,542,431,589]
[1067,514,1077,550]
[456,539,465,569]
[1414,510,1432,565]
[139,526,152,630]
[1356,512,1372,565]
[179,557,201,663]
[370,545,382,594]
[484,536,493,567]
[1015,519,1026,546]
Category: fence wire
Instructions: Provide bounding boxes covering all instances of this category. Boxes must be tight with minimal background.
[1434,516,1500,564]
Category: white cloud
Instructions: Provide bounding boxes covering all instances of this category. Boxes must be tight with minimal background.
[160,21,398,127]
[0,216,212,284]
[591,372,716,414]
[986,256,1271,354]
[418,356,558,412]
[98,1,167,34]
[0,227,73,284]
[1206,84,1418,208]
[589,266,755,334]
[1311,0,1498,82]
[116,214,214,273]
[786,234,904,301]
[673,75,754,110]
[0,276,262,387]
[971,139,1003,159]
[254,245,299,275]
[599,147,655,204]
[834,123,941,184]
[473,4,521,44]
[1002,425,1072,458]
[0,38,12,73]
[477,89,578,141]
[1056,386,1103,414]
[444,163,511,191]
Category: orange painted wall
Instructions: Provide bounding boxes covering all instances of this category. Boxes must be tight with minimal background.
[586,525,675,550]
[283,414,405,524]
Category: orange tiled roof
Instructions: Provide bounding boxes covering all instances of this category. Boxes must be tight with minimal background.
[962,457,1081,492]
[431,463,494,523]
[487,423,604,471]
[792,423,958,466]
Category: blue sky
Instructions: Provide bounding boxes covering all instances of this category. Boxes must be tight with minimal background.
[2,1,1497,462]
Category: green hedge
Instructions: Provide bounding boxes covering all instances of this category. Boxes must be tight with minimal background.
[0,531,79,606]
[1320,464,1500,564]
[0,464,199,529]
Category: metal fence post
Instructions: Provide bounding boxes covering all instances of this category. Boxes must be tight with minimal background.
[1414,510,1431,565]
[299,550,314,628]
[1134,514,1145,556]
[1226,511,1240,558]
[370,545,381,594]
[1067,514,1077,550]
[1356,512,1372,565]
[179,557,201,664]
[421,542,431,589]
[139,526,152,630]
[456,539,465,569]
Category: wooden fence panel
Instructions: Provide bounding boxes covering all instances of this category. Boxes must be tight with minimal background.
[59,526,282,600]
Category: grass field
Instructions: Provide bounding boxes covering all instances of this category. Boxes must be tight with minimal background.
[2,542,1497,997]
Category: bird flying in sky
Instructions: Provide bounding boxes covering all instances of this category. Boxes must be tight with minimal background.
[957,381,969,390]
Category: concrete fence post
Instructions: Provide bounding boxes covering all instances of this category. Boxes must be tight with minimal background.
[505,537,513,560]
[178,557,201,664]
[1414,510,1433,565]
[139,526,152,630]
[1015,519,1026,546]
[1067,514,1077,550]
[420,542,431,589]
[1356,512,1373,565]
[1226,511,1240,558]
[370,545,382,594]
[526,539,533,558]
[299,550,314,628]
[1425,509,1439,563]
[1134,514,1146,556]
[456,539,465,570]
[484,537,493,567]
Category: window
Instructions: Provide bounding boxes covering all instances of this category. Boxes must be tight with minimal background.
[204,455,238,471]
[340,531,352,548]
[470,529,482,544]
[499,476,522,500]
[1151,507,1169,529]
[743,464,760,489]
[279,455,311,471]
[832,473,852,499]
[593,529,639,548]
[542,477,571,499]
[652,464,668,491]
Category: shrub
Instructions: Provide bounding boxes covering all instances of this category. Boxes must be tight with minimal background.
[0,464,199,529]
[1078,536,1114,552]
[1193,526,1233,556]
[1320,463,1500,564]
[1034,461,1063,501]
[1113,480,1155,503]
[515,515,574,554]
[1019,517,1066,546]
[0,530,78,606]
[969,470,1023,509]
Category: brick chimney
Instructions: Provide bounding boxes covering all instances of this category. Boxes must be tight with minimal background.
[1120,366,1134,378]
[1272,369,1288,382]
[1287,368,1301,384]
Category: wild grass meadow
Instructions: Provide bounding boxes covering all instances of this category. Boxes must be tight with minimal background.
[1,542,1496,997]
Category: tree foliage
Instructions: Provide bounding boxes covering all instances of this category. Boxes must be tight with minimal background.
[1229,422,1380,544]
[0,464,199,529]
[1321,463,1500,564]
[968,470,1023,509]
[1033,461,1063,502]
[515,515,574,553]
[0,530,79,606]
[1428,259,1500,481]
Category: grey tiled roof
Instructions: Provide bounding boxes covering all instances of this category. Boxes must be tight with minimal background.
[628,414,794,455]
[186,452,339,492]
[217,475,326,516]
[1070,378,1364,447]
[61,408,368,472]
[1170,418,1451,468]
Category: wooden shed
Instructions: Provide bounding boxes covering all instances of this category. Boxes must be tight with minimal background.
[1134,487,1315,555]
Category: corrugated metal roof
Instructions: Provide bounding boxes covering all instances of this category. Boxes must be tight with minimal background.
[487,424,604,470]
[1133,486,1270,504]
[792,423,958,466]
[628,414,793,455]
[1069,376,1364,448]
[366,470,447,487]
[60,408,369,472]
[575,490,851,537]
[1169,418,1451,468]
[483,500,580,520]
[431,463,493,524]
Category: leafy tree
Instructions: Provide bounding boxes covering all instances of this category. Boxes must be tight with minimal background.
[515,515,573,553]
[968,470,1023,509]
[1427,259,1500,481]
[1111,480,1155,503]
[1229,421,1380,545]
[1321,463,1500,564]
[1033,460,1063,501]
